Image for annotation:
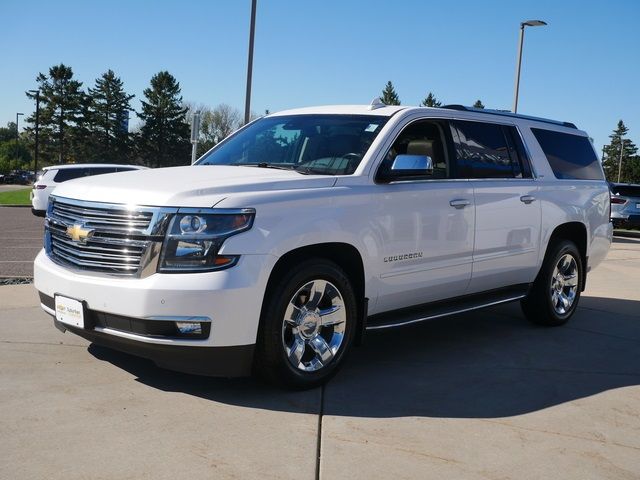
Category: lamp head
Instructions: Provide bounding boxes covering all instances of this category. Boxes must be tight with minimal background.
[522,20,547,27]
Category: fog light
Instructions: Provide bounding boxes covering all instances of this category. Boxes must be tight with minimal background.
[175,322,203,335]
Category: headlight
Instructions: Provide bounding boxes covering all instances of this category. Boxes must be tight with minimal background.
[158,208,255,273]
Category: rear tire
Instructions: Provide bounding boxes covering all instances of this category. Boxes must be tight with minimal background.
[521,240,583,326]
[254,258,357,389]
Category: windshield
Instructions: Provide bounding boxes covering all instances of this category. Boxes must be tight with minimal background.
[196,114,389,175]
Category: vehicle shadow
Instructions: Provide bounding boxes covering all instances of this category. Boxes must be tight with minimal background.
[88,296,640,419]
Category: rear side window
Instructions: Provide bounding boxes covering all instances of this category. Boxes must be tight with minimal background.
[531,128,604,180]
[53,168,91,182]
[452,121,524,178]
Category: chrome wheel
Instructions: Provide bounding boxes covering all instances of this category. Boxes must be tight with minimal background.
[550,253,579,315]
[281,279,347,372]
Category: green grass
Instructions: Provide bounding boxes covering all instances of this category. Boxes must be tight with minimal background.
[0,188,31,205]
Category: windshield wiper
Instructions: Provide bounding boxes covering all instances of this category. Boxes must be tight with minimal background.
[233,163,310,174]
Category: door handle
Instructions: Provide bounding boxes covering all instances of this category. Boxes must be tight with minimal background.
[520,195,536,204]
[449,199,471,209]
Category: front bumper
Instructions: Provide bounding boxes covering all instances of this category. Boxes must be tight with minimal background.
[34,250,277,375]
[48,311,254,377]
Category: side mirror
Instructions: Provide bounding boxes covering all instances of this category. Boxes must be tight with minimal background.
[390,154,434,176]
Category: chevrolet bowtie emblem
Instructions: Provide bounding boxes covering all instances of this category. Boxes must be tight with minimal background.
[66,224,93,242]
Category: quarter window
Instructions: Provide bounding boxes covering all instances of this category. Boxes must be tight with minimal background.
[452,121,523,179]
[531,128,604,180]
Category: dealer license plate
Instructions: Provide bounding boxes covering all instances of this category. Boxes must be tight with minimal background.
[55,295,84,328]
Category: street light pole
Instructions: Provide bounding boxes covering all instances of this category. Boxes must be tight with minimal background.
[617,136,625,183]
[15,112,24,163]
[244,0,257,125]
[512,20,547,113]
[28,90,40,180]
[190,110,201,165]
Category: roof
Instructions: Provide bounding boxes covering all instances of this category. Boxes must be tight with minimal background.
[267,104,582,133]
[43,164,147,170]
[268,104,406,117]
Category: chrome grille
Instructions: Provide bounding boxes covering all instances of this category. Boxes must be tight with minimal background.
[45,197,172,277]
[51,201,153,231]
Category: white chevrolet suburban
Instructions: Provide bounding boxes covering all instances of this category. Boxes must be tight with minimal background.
[34,103,612,388]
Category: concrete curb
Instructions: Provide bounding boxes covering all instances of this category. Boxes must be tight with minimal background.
[0,204,31,208]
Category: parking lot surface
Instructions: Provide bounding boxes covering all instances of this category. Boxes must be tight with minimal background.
[1,226,640,478]
[0,207,44,278]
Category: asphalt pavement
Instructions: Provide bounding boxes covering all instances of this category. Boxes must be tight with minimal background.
[0,206,44,278]
[1,228,639,479]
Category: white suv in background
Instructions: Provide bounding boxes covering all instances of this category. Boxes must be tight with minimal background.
[34,103,612,389]
[31,164,146,216]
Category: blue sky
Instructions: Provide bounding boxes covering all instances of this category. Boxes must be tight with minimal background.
[1,0,638,153]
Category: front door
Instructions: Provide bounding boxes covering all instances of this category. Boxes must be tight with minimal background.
[371,119,475,313]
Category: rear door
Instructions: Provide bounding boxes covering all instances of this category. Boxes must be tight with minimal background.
[451,120,541,293]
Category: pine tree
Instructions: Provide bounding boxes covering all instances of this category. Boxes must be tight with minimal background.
[421,92,441,107]
[473,99,485,109]
[25,64,85,164]
[602,120,639,183]
[138,71,190,168]
[380,81,401,105]
[87,70,135,163]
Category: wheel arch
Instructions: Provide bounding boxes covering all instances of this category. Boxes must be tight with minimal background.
[259,242,367,344]
[544,222,588,291]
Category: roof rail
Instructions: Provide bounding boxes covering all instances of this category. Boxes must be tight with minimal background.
[441,104,577,129]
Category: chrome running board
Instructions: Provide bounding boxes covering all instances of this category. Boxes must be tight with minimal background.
[365,284,529,330]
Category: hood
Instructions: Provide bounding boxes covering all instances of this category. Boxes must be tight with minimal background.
[51,165,337,207]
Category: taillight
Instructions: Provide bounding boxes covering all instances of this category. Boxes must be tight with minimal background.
[610,196,627,205]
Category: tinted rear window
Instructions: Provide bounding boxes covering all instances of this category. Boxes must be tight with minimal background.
[531,128,604,180]
[53,167,122,182]
[610,184,640,198]
[53,168,91,182]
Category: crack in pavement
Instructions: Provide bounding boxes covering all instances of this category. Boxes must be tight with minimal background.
[315,384,325,480]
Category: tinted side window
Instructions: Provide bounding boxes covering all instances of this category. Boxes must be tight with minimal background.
[53,168,91,182]
[452,121,522,178]
[531,128,604,180]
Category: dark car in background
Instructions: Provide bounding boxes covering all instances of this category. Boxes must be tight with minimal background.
[610,182,640,229]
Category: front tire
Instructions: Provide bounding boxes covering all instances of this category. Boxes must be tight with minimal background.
[521,239,583,326]
[255,259,357,389]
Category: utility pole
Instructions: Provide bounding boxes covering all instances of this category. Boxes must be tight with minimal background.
[244,0,257,124]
